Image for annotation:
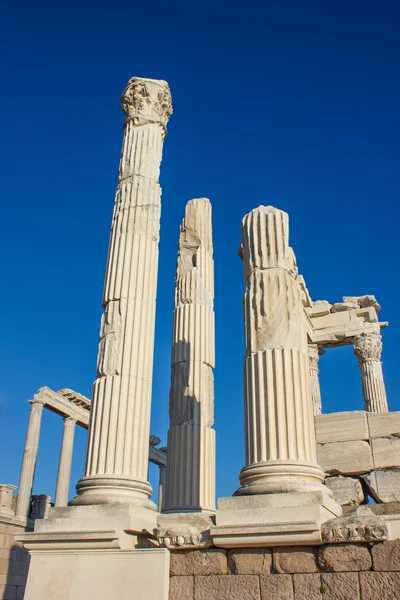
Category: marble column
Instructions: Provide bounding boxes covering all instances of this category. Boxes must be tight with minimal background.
[73,77,172,507]
[354,333,388,413]
[235,206,325,496]
[308,344,324,416]
[163,198,216,513]
[15,395,44,522]
[54,417,76,507]
[158,465,167,512]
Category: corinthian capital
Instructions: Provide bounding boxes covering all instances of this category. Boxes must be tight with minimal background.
[121,77,172,130]
[354,333,382,363]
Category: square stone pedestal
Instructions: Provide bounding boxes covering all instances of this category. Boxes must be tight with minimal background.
[19,548,169,600]
[211,491,342,548]
[15,504,169,600]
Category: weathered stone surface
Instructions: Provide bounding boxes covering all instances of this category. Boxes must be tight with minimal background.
[170,549,227,576]
[321,506,388,543]
[315,412,368,444]
[359,572,400,600]
[364,469,400,503]
[293,574,321,600]
[321,572,360,600]
[371,540,400,571]
[370,501,400,515]
[228,548,272,574]
[309,300,331,317]
[273,546,319,573]
[195,575,260,600]
[169,576,194,600]
[260,574,293,600]
[331,301,359,312]
[367,412,400,438]
[317,439,373,475]
[318,544,371,572]
[372,438,400,469]
[325,475,365,506]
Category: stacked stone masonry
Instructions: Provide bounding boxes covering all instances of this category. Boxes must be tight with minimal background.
[0,522,30,600]
[316,411,400,504]
[169,542,400,599]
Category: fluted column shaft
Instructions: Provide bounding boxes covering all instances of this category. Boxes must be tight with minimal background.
[15,399,44,521]
[73,77,172,507]
[55,417,76,507]
[354,333,388,413]
[308,344,324,416]
[163,198,216,513]
[236,206,324,496]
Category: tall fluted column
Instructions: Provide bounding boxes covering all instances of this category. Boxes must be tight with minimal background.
[15,395,44,522]
[354,333,388,412]
[235,206,325,496]
[55,417,76,507]
[73,77,172,507]
[158,465,167,512]
[308,344,324,416]
[163,198,216,513]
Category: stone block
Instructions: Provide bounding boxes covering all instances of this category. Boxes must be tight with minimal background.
[371,540,400,571]
[370,501,400,515]
[321,572,360,600]
[367,412,400,438]
[273,546,319,573]
[318,544,371,572]
[0,558,7,575]
[372,438,400,469]
[170,549,228,576]
[293,574,321,600]
[364,469,400,503]
[195,575,260,600]
[260,574,293,599]
[325,475,365,506]
[169,576,194,600]
[228,548,272,574]
[317,440,373,475]
[315,411,368,444]
[359,572,400,600]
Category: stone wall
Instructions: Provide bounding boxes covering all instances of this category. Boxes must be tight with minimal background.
[0,521,30,600]
[169,542,400,599]
[316,411,400,504]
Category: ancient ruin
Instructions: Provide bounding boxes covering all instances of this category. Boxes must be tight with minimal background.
[1,76,400,600]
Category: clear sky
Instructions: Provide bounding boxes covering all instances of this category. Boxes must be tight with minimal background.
[1,1,399,505]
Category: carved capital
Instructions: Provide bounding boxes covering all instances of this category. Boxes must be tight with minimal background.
[121,77,172,131]
[354,333,382,363]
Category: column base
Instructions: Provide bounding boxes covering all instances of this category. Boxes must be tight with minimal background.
[211,490,342,548]
[71,475,156,511]
[235,460,325,496]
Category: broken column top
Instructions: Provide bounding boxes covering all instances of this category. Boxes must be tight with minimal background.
[120,76,173,129]
[241,205,297,277]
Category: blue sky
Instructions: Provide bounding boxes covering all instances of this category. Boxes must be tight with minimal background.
[1,1,399,505]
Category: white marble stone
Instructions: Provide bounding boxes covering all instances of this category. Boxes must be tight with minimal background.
[367,411,400,438]
[364,469,400,503]
[308,344,323,416]
[354,333,388,413]
[371,437,400,469]
[163,198,215,514]
[315,411,369,444]
[72,77,172,508]
[317,440,373,475]
[235,206,325,496]
[21,548,169,600]
[325,476,365,506]
[55,417,76,507]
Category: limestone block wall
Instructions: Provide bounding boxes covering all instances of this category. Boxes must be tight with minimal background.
[0,521,30,600]
[168,542,400,600]
[315,411,400,504]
